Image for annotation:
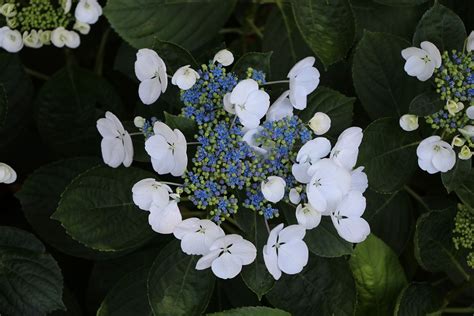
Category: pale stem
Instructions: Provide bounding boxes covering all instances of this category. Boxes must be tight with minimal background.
[261,80,290,86]
[129,132,143,136]
[160,181,183,186]
[24,67,50,81]
[187,142,200,145]
[264,216,271,234]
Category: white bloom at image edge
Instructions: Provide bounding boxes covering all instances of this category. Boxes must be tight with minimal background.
[401,41,441,81]
[173,218,225,256]
[75,0,102,24]
[196,234,257,279]
[51,27,80,48]
[148,200,182,234]
[331,191,370,243]
[296,204,321,230]
[416,136,456,174]
[96,111,133,168]
[0,27,23,53]
[309,112,331,135]
[263,224,309,280]
[261,176,286,203]
[287,56,320,110]
[171,65,200,90]
[0,162,17,184]
[145,122,188,177]
[467,31,474,53]
[230,79,270,129]
[466,106,474,119]
[213,49,234,66]
[399,114,419,131]
[132,178,172,211]
[135,48,168,105]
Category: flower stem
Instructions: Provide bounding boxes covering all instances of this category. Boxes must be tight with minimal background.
[24,67,50,81]
[187,142,200,145]
[264,217,271,234]
[403,185,430,212]
[129,132,143,136]
[443,307,474,314]
[94,27,111,76]
[160,181,183,186]
[261,80,290,86]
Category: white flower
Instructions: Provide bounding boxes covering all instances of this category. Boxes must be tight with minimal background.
[458,125,474,138]
[289,188,301,204]
[135,49,168,105]
[261,176,286,203]
[416,136,456,174]
[60,0,72,13]
[96,111,133,168]
[242,126,267,155]
[171,65,199,90]
[133,116,146,129]
[148,200,182,234]
[308,112,331,135]
[459,145,472,160]
[223,93,235,114]
[0,27,23,53]
[292,137,331,184]
[132,178,172,211]
[266,90,293,122]
[263,224,309,280]
[23,30,42,48]
[196,234,257,279]
[51,27,80,48]
[213,49,234,66]
[351,167,368,193]
[73,21,91,35]
[399,114,419,131]
[145,122,187,176]
[446,100,464,116]
[467,31,474,53]
[75,0,102,24]
[330,127,363,170]
[173,218,225,255]
[287,56,320,110]
[401,41,441,81]
[0,162,17,184]
[306,158,352,215]
[230,79,270,129]
[331,191,370,243]
[467,106,474,119]
[295,204,321,230]
[0,3,16,18]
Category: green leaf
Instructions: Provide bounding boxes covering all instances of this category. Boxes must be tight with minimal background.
[413,3,466,51]
[36,66,124,156]
[393,283,444,316]
[291,0,355,67]
[232,52,272,79]
[352,31,425,119]
[104,0,236,51]
[0,84,6,128]
[0,226,65,315]
[207,306,290,316]
[358,118,420,193]
[409,91,444,116]
[414,208,472,283]
[373,0,429,6]
[267,256,356,315]
[52,166,156,252]
[349,234,407,316]
[442,159,472,194]
[300,86,355,138]
[164,112,197,139]
[152,40,198,73]
[16,157,122,259]
[454,168,474,211]
[147,241,215,316]
[305,217,353,257]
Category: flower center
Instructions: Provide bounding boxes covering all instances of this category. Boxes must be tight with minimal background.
[422,55,431,64]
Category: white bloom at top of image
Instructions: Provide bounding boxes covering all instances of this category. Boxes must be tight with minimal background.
[266,90,293,122]
[148,200,182,234]
[261,176,286,203]
[73,21,91,35]
[263,224,309,280]
[171,65,200,90]
[287,56,320,110]
[0,3,16,18]
[230,79,270,129]
[213,49,234,66]
[61,0,72,13]
[446,100,464,116]
[289,188,301,204]
[0,162,17,184]
[401,41,441,81]
[96,111,133,168]
[196,234,257,279]
[351,167,368,194]
[466,106,474,119]
[467,31,474,53]
[330,126,363,170]
[399,114,419,132]
[75,0,103,24]
[132,178,172,211]
[23,30,42,48]
[242,126,267,155]
[173,218,225,256]
[416,136,456,174]
[458,125,474,138]
[145,122,187,177]
[135,48,168,105]
[51,27,80,48]
[331,191,370,243]
[308,112,331,135]
[295,204,322,230]
[0,27,23,53]
[292,137,331,184]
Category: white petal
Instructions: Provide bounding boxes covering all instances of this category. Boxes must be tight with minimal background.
[229,238,257,265]
[292,162,312,184]
[416,136,441,160]
[399,114,419,131]
[243,90,270,118]
[213,49,234,66]
[332,216,370,243]
[122,132,134,167]
[404,56,426,77]
[418,158,438,174]
[309,112,331,135]
[288,56,315,78]
[196,249,220,270]
[230,79,258,106]
[266,223,284,251]
[296,204,322,230]
[0,163,16,184]
[351,167,368,193]
[211,252,242,279]
[337,191,366,218]
[263,245,281,280]
[172,65,199,90]
[101,138,124,168]
[261,176,286,203]
[1,29,23,52]
[420,41,441,68]
[296,137,331,163]
[223,93,235,114]
[468,31,474,52]
[277,240,309,274]
[289,82,308,110]
[293,66,320,94]
[135,49,160,81]
[148,201,182,234]
[289,188,301,204]
[139,78,162,105]
[432,145,456,173]
[416,61,435,81]
[173,218,200,239]
[278,224,306,243]
[466,106,474,120]
[266,90,293,122]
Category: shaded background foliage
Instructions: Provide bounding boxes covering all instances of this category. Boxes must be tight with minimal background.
[1,0,474,315]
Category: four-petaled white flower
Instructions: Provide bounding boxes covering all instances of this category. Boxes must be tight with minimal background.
[292,137,331,184]
[416,136,456,174]
[230,79,270,129]
[196,234,257,279]
[467,31,474,53]
[0,162,17,184]
[51,27,80,48]
[242,126,267,155]
[148,200,182,234]
[401,41,441,81]
[330,127,363,170]
[0,27,23,53]
[289,188,301,204]
[266,90,293,122]
[330,191,370,243]
[213,49,234,66]
[23,30,42,48]
[135,49,168,105]
[309,112,331,135]
[75,0,102,24]
[399,114,419,132]
[287,56,320,110]
[132,178,172,211]
[263,224,309,280]
[171,65,200,90]
[351,167,368,194]
[96,111,134,168]
[173,218,225,255]
[295,204,322,230]
[145,122,187,176]
[261,176,286,203]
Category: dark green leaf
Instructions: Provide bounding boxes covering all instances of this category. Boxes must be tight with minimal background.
[152,40,198,74]
[207,307,290,316]
[52,166,156,252]
[394,283,444,316]
[147,241,215,316]
[409,91,444,116]
[373,0,429,6]
[0,84,6,128]
[442,159,471,193]
[454,168,474,211]
[114,41,138,81]
[305,217,353,257]
[232,52,272,79]
[349,234,407,315]
[353,31,425,119]
[164,112,197,140]
[358,118,420,193]
[291,0,355,67]
[0,226,64,315]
